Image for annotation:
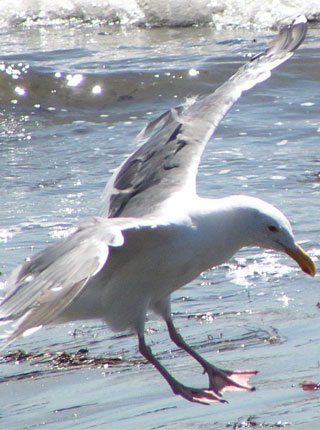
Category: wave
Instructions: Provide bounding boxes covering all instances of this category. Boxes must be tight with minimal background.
[0,0,319,29]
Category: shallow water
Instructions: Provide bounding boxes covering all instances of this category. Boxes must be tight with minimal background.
[0,20,320,430]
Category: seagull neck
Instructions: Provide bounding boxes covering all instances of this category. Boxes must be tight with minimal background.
[190,197,251,270]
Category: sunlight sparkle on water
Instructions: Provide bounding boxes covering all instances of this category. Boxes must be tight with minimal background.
[14,86,27,96]
[92,85,103,95]
[66,73,84,87]
[188,68,199,77]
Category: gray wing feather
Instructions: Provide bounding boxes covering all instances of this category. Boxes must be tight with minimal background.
[100,15,307,218]
[0,217,129,344]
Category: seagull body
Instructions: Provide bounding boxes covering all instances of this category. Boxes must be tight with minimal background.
[0,15,316,404]
[59,195,302,332]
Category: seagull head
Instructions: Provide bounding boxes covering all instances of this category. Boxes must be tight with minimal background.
[230,195,316,277]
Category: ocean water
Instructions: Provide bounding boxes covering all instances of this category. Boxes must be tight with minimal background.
[0,3,320,430]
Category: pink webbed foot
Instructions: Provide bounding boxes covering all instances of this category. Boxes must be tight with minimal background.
[204,365,257,396]
[171,381,228,405]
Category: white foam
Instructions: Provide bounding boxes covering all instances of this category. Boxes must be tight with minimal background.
[0,0,319,28]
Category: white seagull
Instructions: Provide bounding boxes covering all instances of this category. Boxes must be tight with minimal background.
[0,15,316,405]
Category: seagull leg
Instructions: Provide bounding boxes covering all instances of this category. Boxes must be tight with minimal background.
[165,317,257,397]
[138,334,226,405]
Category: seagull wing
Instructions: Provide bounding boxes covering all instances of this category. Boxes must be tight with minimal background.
[100,15,307,218]
[0,217,139,345]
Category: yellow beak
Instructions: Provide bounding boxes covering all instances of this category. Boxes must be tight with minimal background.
[285,244,316,277]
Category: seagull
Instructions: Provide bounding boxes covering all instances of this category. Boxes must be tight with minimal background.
[0,15,316,405]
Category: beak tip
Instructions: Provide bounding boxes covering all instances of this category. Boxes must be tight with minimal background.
[305,264,316,278]
[286,244,316,278]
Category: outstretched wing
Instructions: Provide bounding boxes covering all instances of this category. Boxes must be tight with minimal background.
[0,217,138,346]
[100,15,307,218]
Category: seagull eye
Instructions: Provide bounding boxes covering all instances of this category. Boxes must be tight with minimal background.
[268,225,279,233]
